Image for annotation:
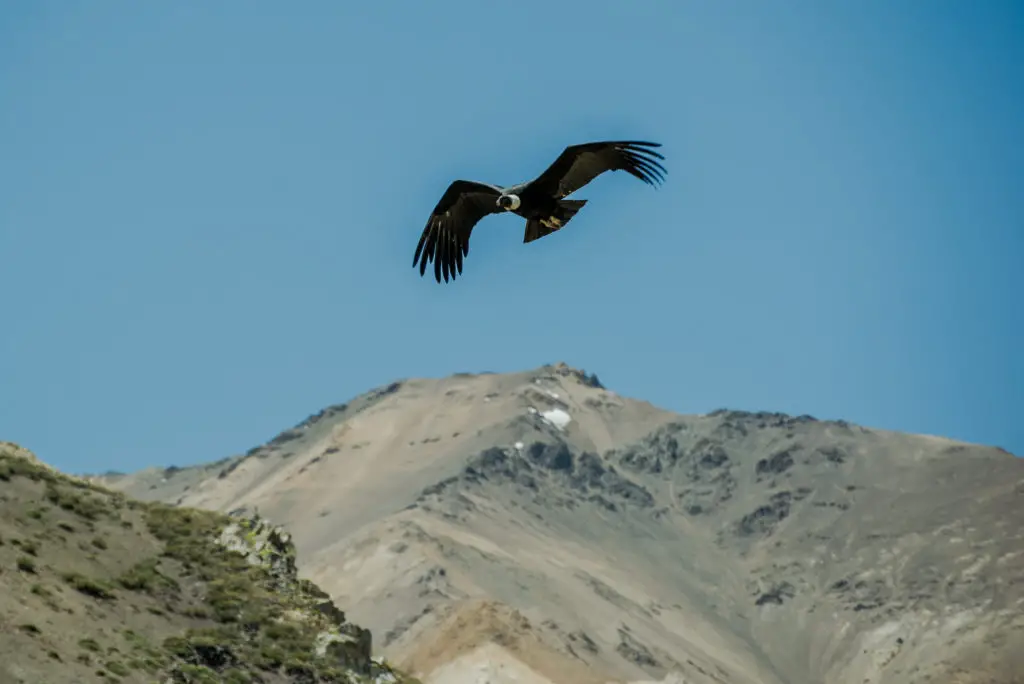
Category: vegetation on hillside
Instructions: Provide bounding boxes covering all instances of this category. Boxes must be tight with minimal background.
[0,441,420,684]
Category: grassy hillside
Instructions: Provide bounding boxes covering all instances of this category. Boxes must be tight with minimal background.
[0,441,419,684]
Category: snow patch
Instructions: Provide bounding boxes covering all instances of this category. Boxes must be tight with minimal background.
[527,407,538,414]
[514,442,524,451]
[540,408,572,430]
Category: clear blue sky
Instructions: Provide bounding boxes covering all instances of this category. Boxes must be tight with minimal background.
[2,1,1021,474]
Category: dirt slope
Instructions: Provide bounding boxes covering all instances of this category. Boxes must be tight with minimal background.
[94,363,1024,684]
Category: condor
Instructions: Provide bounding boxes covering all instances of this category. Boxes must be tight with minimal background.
[412,140,666,283]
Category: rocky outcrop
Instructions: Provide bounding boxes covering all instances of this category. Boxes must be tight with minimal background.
[416,440,657,514]
[213,512,396,680]
[541,361,605,389]
[218,514,300,593]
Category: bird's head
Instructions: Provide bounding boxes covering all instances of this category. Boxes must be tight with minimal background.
[497,194,520,211]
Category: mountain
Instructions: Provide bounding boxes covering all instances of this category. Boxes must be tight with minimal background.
[0,442,418,684]
[93,363,1024,684]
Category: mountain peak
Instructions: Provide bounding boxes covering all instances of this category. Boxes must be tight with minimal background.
[536,361,606,390]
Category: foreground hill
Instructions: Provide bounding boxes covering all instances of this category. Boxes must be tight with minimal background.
[95,363,1024,684]
[0,442,416,684]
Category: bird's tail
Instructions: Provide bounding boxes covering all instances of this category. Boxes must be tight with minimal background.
[523,199,587,243]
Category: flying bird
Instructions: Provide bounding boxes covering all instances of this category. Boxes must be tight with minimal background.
[411,140,666,283]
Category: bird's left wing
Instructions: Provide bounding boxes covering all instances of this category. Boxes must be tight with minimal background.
[412,179,503,283]
[529,140,666,199]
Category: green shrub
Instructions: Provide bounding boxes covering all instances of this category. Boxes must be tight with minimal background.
[171,664,221,683]
[62,572,116,600]
[105,661,130,676]
[79,638,102,652]
[0,455,49,481]
[44,483,108,520]
[117,558,179,594]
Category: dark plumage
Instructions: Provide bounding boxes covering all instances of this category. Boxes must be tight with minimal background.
[412,140,666,283]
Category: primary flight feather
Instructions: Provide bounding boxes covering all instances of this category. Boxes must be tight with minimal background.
[412,140,666,283]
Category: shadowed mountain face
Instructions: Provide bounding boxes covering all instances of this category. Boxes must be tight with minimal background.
[95,363,1024,684]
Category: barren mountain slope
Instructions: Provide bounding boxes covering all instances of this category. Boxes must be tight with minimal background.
[96,364,1024,684]
[97,364,676,554]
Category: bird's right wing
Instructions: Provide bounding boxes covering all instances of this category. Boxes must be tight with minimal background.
[412,180,503,283]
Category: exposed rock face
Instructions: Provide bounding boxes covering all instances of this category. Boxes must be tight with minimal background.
[435,441,657,514]
[215,512,381,678]
[218,514,300,591]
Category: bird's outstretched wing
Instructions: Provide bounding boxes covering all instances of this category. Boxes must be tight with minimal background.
[412,180,503,283]
[529,140,666,199]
